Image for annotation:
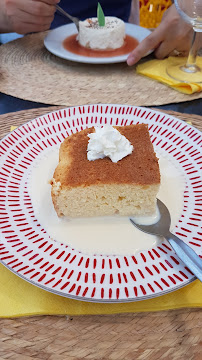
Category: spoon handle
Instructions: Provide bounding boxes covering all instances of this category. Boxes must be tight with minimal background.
[166,232,202,282]
[56,5,80,31]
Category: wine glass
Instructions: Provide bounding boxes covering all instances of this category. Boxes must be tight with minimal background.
[167,0,202,83]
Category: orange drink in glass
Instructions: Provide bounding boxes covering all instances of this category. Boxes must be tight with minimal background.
[139,0,172,28]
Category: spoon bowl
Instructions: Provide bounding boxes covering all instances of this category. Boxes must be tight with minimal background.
[130,199,202,282]
[131,199,171,237]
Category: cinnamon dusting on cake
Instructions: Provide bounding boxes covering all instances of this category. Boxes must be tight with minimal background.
[53,124,160,188]
[86,18,118,29]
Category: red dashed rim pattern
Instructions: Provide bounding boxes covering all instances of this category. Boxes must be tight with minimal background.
[0,104,201,302]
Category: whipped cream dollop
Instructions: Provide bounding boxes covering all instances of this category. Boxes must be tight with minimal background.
[87,126,133,163]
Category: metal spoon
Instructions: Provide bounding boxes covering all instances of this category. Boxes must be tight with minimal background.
[130,199,202,282]
[56,5,80,31]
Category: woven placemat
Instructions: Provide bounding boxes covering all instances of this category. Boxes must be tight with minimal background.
[0,310,201,360]
[0,107,202,359]
[0,32,202,107]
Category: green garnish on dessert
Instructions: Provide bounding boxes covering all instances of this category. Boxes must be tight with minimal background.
[97,2,105,27]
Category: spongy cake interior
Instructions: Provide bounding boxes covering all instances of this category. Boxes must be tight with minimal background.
[51,124,160,217]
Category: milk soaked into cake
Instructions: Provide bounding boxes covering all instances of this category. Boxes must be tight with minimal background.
[77,17,125,50]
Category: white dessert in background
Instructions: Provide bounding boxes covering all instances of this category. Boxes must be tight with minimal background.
[77,16,125,50]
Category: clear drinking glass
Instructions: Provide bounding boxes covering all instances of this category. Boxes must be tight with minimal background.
[167,0,202,83]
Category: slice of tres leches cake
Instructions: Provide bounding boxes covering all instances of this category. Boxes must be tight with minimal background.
[51,124,160,218]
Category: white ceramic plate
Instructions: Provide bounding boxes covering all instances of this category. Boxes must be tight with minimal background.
[0,104,201,303]
[44,23,151,64]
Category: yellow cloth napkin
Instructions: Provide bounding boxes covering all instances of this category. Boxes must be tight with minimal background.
[136,56,202,94]
[0,264,202,318]
[10,126,17,131]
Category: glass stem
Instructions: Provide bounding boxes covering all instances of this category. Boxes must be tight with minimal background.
[183,31,200,73]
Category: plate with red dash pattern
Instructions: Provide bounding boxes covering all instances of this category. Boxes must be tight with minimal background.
[0,104,201,303]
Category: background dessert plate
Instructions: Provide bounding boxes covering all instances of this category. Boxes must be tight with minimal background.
[0,104,201,303]
[44,23,152,64]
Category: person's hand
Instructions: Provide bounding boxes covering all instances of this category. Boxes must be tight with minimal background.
[1,0,59,34]
[127,4,193,66]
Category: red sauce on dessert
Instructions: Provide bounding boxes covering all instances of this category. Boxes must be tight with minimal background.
[63,34,139,57]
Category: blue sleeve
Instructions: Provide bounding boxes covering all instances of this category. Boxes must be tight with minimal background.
[51,0,132,29]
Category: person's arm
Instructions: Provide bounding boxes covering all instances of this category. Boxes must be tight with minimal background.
[127,4,193,65]
[0,0,59,34]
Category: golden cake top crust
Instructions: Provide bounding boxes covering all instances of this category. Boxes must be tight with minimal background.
[53,124,160,187]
